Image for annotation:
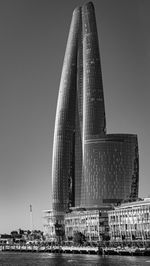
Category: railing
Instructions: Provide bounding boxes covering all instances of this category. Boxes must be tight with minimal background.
[0,244,100,254]
[1,244,150,256]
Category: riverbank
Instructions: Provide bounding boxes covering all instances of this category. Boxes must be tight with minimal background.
[1,244,150,256]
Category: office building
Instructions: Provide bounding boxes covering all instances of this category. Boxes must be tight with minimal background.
[81,134,138,207]
[51,2,139,223]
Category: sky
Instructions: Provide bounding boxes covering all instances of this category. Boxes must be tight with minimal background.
[0,0,150,234]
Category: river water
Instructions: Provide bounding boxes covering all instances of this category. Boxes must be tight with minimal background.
[0,253,150,266]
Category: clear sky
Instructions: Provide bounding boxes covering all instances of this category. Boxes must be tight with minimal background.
[0,0,149,234]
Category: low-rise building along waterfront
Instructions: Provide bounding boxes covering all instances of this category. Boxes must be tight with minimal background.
[65,207,111,242]
[43,207,111,242]
[42,210,56,241]
[108,198,150,242]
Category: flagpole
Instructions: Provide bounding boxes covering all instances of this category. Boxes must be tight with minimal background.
[30,204,33,232]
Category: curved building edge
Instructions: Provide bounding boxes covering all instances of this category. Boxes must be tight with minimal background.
[52,6,81,214]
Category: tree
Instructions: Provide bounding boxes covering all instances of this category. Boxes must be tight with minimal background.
[54,221,65,244]
[73,231,86,245]
[101,233,110,242]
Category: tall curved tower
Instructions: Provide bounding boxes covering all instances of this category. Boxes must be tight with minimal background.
[52,7,81,215]
[51,2,139,217]
[82,2,106,143]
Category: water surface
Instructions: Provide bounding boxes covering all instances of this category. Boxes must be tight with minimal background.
[0,252,150,266]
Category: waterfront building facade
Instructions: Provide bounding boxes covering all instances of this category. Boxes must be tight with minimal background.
[43,207,110,242]
[43,210,65,242]
[108,198,150,242]
[43,210,56,241]
[65,207,111,242]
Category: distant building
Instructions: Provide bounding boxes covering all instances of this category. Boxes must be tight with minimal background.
[0,229,44,244]
[0,234,12,244]
[108,198,150,242]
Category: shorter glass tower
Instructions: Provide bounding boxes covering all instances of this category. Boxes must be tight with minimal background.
[80,134,139,207]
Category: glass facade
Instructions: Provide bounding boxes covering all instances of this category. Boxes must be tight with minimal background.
[82,2,106,142]
[81,134,139,207]
[52,7,81,214]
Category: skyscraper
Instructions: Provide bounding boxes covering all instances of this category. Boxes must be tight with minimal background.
[52,2,139,216]
[52,7,81,215]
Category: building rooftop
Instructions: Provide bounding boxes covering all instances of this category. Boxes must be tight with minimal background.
[109,198,150,211]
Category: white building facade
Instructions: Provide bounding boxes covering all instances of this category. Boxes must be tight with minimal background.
[42,210,56,241]
[43,207,111,242]
[65,207,111,242]
[108,198,150,242]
